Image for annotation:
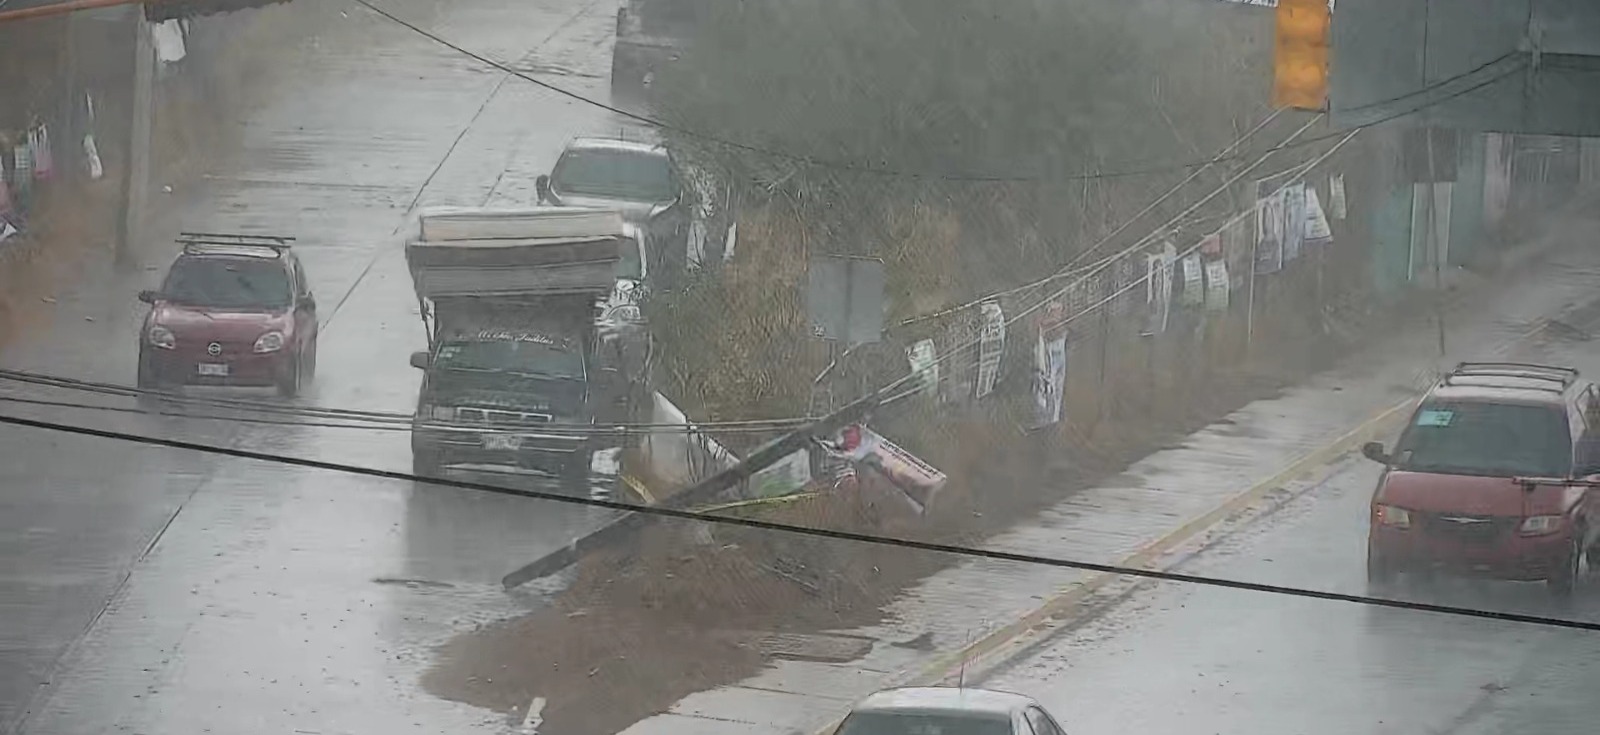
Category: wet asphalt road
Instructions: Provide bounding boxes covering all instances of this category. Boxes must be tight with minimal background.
[982,301,1600,734]
[0,0,633,731]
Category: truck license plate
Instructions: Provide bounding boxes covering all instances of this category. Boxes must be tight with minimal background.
[483,433,523,451]
[197,363,229,377]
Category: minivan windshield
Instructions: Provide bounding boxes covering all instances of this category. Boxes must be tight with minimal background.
[161,256,293,310]
[1392,400,1572,478]
[550,148,677,202]
[835,712,1013,735]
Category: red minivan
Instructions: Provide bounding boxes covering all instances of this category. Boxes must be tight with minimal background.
[1362,362,1600,597]
[136,234,318,398]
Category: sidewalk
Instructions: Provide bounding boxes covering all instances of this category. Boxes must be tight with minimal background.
[616,205,1600,735]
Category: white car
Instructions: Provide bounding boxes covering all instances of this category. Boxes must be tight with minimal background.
[834,687,1069,735]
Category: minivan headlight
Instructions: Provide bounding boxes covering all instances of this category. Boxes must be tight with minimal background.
[1519,515,1563,536]
[1375,504,1412,529]
[147,325,176,350]
[253,331,285,353]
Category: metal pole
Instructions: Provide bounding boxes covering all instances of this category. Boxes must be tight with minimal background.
[1426,127,1446,356]
[115,12,153,269]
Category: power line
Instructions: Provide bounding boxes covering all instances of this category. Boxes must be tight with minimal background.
[0,368,811,432]
[2,407,1598,633]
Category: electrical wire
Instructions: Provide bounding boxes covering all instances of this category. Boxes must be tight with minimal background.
[0,368,811,433]
[3,407,1597,633]
[0,394,799,436]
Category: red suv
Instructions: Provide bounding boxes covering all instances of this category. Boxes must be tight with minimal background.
[136,233,318,398]
[1362,362,1600,597]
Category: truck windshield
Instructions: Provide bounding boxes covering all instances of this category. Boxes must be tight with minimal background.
[435,338,584,380]
[1392,400,1572,478]
[551,148,677,203]
[161,257,293,310]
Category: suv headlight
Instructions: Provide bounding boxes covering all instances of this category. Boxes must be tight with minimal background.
[1520,515,1564,536]
[1375,504,1412,529]
[147,325,176,350]
[253,331,285,354]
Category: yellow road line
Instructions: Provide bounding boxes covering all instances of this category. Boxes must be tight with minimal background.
[811,394,1416,732]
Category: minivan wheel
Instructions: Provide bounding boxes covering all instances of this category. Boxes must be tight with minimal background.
[1367,551,1398,592]
[276,351,302,398]
[1548,539,1580,599]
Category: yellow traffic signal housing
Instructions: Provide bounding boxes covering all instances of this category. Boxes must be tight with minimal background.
[1273,0,1330,110]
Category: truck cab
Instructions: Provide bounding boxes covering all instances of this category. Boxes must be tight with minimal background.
[405,208,647,482]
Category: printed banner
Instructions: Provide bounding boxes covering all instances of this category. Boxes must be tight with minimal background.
[1304,187,1333,244]
[976,301,1005,399]
[831,424,947,514]
[1030,331,1068,429]
[1330,174,1348,220]
[1204,259,1231,311]
[1283,183,1307,263]
[1181,254,1205,306]
[1254,187,1285,274]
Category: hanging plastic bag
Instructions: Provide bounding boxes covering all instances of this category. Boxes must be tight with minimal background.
[31,125,53,181]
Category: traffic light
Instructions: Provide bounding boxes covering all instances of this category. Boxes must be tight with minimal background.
[1272,0,1330,111]
[145,0,293,23]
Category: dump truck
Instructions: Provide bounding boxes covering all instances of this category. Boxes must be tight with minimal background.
[405,207,649,481]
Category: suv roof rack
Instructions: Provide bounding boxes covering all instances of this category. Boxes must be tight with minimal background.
[1442,362,1579,392]
[176,232,296,255]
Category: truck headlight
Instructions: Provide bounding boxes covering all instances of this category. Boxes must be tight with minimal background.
[429,406,454,421]
[253,331,285,353]
[147,325,176,350]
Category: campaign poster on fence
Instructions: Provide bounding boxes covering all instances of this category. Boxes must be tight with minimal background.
[1030,331,1068,429]
[1204,258,1230,311]
[976,300,1005,399]
[1304,186,1333,245]
[1283,183,1308,263]
[1181,253,1205,306]
[1254,186,1285,274]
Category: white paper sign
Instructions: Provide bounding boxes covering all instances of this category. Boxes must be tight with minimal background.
[1330,174,1348,220]
[1030,332,1068,429]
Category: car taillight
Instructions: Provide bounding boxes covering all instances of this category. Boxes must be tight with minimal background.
[1374,504,1412,529]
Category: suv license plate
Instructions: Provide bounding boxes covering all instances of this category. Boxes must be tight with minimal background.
[197,363,229,377]
[483,434,523,451]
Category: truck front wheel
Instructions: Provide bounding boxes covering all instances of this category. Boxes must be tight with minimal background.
[412,448,442,479]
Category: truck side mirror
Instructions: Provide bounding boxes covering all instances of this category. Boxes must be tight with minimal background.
[1361,441,1391,465]
[409,351,431,370]
[535,175,552,204]
[137,289,158,304]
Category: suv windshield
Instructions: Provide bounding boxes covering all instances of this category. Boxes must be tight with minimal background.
[435,335,585,380]
[1392,400,1572,478]
[161,257,293,310]
[551,148,677,202]
[835,712,1013,735]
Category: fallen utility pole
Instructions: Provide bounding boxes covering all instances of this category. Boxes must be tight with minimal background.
[114,12,154,269]
[500,391,881,590]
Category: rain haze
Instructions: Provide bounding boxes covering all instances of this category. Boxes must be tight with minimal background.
[1,1,1599,734]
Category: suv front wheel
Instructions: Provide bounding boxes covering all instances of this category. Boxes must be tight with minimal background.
[1549,537,1582,599]
[277,349,303,398]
